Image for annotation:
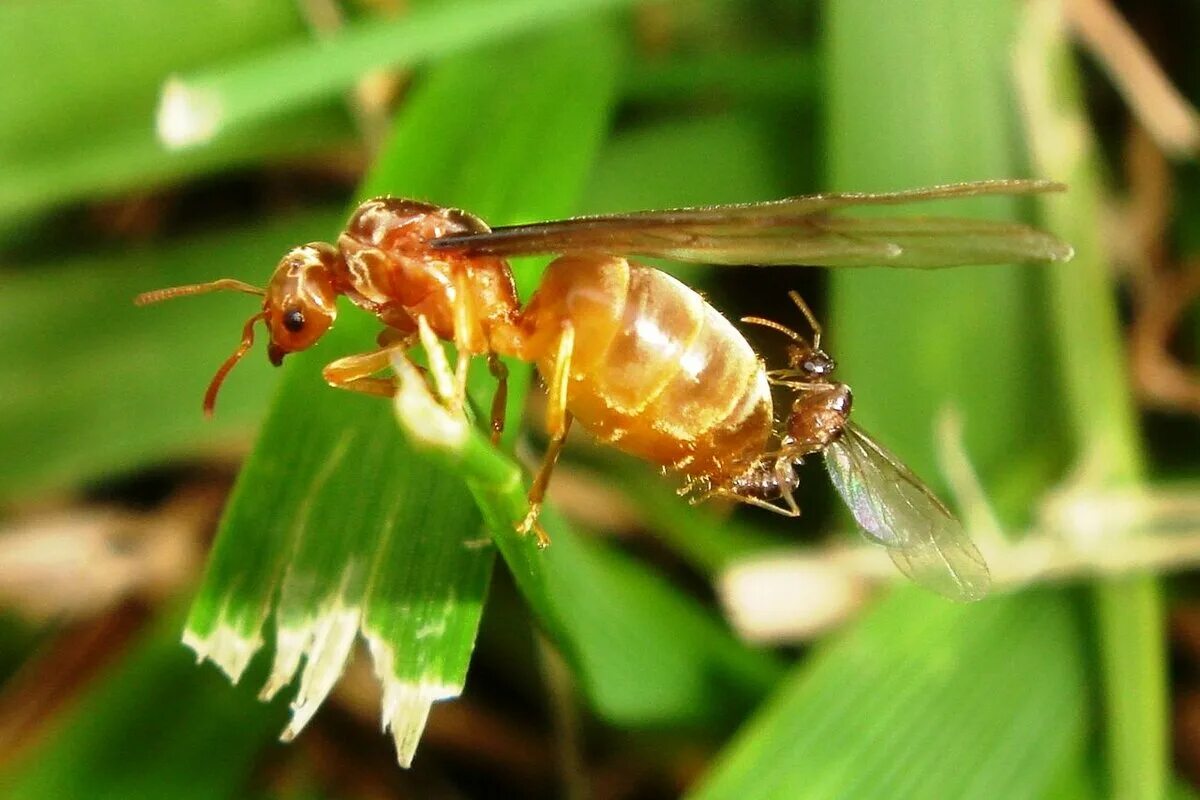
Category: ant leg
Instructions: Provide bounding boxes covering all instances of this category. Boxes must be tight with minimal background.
[517,414,574,548]
[450,264,477,413]
[772,455,801,516]
[768,382,830,395]
[692,486,801,517]
[323,330,417,398]
[544,322,574,438]
[415,315,458,405]
[324,348,401,398]
[377,326,414,349]
[516,322,576,547]
[487,352,509,445]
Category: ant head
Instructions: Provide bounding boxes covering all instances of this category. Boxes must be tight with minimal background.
[263,243,341,365]
[788,344,836,377]
[135,242,342,415]
[743,291,835,379]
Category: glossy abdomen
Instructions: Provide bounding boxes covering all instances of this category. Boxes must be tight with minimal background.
[521,255,772,482]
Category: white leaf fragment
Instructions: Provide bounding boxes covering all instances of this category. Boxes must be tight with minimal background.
[390,349,469,451]
[184,562,465,767]
[366,631,459,767]
[182,617,263,684]
[267,564,366,740]
[157,76,223,149]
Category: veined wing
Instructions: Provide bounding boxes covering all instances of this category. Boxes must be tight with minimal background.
[824,423,990,601]
[430,179,1072,268]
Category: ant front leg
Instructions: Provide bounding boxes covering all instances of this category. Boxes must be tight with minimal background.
[322,330,417,398]
[516,322,576,548]
[450,263,479,414]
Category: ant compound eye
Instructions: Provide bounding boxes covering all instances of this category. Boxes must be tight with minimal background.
[283,308,305,333]
[803,352,835,376]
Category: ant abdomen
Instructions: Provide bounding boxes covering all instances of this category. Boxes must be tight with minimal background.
[520,254,772,484]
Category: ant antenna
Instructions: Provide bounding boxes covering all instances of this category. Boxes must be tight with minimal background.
[787,291,822,349]
[204,311,266,416]
[741,315,806,343]
[741,291,825,349]
[135,278,264,306]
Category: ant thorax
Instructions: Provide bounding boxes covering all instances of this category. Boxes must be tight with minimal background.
[727,380,852,505]
[337,198,490,308]
[782,382,853,454]
[334,198,520,352]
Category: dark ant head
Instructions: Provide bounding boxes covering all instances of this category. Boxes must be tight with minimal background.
[263,243,341,365]
[787,344,836,377]
[134,241,342,416]
[743,290,835,381]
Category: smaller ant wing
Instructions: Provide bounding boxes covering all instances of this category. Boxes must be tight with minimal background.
[824,423,990,601]
[430,179,1072,268]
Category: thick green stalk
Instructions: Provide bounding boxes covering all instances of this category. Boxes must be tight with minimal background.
[1015,3,1165,796]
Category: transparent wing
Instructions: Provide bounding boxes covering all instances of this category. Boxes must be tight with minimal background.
[824,423,990,601]
[430,179,1072,268]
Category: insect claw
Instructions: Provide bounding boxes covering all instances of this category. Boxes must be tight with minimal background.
[515,505,552,547]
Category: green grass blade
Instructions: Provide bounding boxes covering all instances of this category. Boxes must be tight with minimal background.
[0,209,340,499]
[619,49,816,106]
[1015,3,1165,796]
[0,0,350,227]
[689,590,1087,800]
[825,1,1057,494]
[188,21,783,764]
[387,389,785,723]
[582,115,786,213]
[189,17,754,767]
[184,31,613,764]
[159,0,640,149]
[1,611,285,800]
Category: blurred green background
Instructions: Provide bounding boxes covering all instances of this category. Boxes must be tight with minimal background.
[3,0,1200,798]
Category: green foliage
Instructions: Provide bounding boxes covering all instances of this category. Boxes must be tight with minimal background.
[0,210,338,498]
[691,590,1088,800]
[184,23,623,765]
[0,0,1188,796]
[2,611,286,800]
[1017,4,1165,794]
[0,0,349,230]
[160,0,644,148]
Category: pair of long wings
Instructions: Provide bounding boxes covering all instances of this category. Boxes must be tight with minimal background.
[431,179,1072,268]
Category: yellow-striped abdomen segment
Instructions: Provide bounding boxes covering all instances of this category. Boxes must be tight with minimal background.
[558,263,772,481]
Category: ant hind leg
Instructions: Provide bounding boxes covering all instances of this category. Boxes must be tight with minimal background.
[691,486,801,517]
[516,322,576,547]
